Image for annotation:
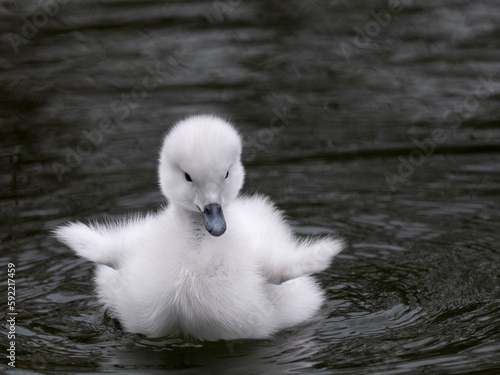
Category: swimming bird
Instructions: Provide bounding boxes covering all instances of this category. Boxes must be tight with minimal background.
[55,115,343,340]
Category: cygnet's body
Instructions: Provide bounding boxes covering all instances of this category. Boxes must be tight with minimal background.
[55,115,343,340]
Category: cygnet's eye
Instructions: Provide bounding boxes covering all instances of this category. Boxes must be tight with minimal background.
[184,172,192,182]
[225,170,229,179]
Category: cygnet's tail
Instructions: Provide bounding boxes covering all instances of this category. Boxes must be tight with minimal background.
[54,222,121,268]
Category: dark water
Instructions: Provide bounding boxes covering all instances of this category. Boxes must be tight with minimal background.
[1,0,500,373]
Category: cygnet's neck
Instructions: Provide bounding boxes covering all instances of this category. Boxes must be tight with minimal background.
[170,203,207,239]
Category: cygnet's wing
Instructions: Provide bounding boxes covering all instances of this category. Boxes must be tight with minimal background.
[54,222,121,267]
[233,194,344,284]
[54,214,150,268]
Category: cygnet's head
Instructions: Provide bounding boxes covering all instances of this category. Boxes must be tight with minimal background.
[158,115,245,236]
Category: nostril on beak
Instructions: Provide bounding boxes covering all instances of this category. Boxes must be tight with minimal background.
[204,205,221,215]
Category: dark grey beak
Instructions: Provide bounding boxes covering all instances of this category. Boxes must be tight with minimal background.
[202,203,226,236]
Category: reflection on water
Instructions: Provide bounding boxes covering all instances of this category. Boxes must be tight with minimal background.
[1,0,500,373]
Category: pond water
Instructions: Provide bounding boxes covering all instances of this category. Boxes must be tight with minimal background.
[1,0,500,373]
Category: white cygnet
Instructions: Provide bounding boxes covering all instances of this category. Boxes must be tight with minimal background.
[55,114,343,340]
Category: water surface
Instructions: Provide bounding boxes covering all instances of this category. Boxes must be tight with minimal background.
[1,0,500,373]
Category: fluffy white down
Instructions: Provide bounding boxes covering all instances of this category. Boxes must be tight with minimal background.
[54,115,343,340]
